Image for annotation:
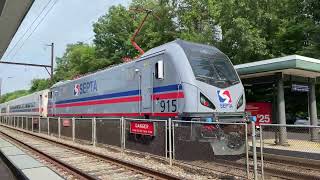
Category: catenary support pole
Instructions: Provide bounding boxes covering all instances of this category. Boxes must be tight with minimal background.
[50,43,54,80]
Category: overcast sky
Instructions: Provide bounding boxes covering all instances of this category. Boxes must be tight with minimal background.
[0,0,130,94]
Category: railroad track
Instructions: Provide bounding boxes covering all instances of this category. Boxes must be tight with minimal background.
[0,125,181,180]
[226,152,320,180]
[259,153,320,180]
[175,152,320,180]
[3,123,318,180]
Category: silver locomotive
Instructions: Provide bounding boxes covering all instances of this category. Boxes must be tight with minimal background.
[1,40,246,155]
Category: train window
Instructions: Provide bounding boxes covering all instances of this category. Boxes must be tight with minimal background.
[155,60,164,79]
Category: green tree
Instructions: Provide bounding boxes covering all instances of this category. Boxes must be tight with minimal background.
[29,79,51,93]
[0,90,29,103]
[93,1,177,62]
[54,42,110,81]
[93,5,137,62]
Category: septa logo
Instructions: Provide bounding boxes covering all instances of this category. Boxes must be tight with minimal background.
[217,90,232,104]
[73,80,98,96]
[74,84,80,96]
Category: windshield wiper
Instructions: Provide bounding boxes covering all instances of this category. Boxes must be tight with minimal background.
[196,75,226,84]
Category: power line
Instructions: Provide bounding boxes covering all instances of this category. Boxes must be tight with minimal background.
[2,0,54,60]
[10,0,59,59]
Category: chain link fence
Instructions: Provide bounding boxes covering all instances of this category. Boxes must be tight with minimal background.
[39,117,48,134]
[74,118,93,144]
[172,120,250,178]
[59,118,72,139]
[3,115,318,179]
[49,117,59,136]
[258,124,320,179]
[96,117,121,148]
[124,118,167,157]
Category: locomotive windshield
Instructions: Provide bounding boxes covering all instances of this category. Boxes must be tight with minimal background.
[179,41,240,88]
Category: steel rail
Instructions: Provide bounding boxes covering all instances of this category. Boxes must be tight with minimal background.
[187,154,320,180]
[0,124,181,180]
[260,153,320,171]
[248,152,320,179]
[0,131,96,180]
[259,153,320,180]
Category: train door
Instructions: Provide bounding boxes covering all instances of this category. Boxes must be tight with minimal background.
[141,62,152,113]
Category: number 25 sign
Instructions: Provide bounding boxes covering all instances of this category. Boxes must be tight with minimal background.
[246,102,272,126]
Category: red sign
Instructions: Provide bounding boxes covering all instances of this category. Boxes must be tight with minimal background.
[246,102,272,126]
[130,121,155,136]
[63,119,71,127]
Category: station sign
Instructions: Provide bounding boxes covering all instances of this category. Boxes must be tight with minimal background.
[130,121,155,136]
[291,84,309,92]
[246,102,272,126]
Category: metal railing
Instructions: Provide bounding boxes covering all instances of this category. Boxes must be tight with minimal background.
[258,124,320,179]
[0,115,252,178]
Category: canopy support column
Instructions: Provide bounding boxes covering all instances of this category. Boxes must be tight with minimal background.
[277,74,288,145]
[309,80,319,141]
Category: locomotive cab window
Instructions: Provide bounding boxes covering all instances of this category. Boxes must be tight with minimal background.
[155,60,164,79]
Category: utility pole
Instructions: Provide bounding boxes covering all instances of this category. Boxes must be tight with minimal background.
[47,42,54,80]
[51,42,54,80]
[0,42,54,79]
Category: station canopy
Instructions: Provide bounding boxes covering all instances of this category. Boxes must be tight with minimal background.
[0,0,34,59]
[235,55,320,80]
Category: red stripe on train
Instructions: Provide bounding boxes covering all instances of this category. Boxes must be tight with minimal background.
[48,92,184,109]
[152,92,184,100]
[55,96,142,108]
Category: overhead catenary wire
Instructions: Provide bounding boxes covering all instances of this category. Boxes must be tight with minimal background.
[2,0,54,60]
[10,0,59,60]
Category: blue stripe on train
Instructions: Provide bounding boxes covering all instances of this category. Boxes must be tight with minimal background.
[56,90,140,104]
[55,84,182,105]
[153,84,183,93]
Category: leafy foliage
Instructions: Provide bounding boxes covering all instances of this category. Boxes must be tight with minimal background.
[2,0,320,114]
[54,42,110,81]
[29,79,51,93]
[0,90,29,103]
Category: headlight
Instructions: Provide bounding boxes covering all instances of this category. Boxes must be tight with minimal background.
[237,94,244,109]
[200,93,216,110]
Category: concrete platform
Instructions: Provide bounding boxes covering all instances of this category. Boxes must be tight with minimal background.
[254,139,320,160]
[0,137,64,180]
